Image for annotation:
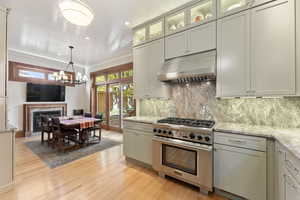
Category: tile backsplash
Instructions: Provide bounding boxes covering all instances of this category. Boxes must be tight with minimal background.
[139,82,300,128]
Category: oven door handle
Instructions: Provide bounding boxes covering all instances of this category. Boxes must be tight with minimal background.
[153,136,212,152]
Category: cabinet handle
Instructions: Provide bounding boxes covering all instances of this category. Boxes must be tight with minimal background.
[228,139,247,145]
[174,170,183,176]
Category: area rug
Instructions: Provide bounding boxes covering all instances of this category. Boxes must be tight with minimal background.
[25,138,122,168]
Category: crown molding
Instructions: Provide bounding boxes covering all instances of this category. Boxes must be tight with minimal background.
[89,53,133,72]
[8,48,88,69]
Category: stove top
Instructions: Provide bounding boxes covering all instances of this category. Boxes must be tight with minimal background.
[157,117,215,128]
[153,118,215,145]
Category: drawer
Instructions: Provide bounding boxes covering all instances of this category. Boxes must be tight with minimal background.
[285,150,300,184]
[123,121,153,133]
[214,132,267,151]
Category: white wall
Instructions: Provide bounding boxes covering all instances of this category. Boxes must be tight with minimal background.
[7,50,90,131]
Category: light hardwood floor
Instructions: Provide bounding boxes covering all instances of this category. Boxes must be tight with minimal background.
[0,131,227,200]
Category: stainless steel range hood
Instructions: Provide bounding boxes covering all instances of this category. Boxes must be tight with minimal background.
[158,50,216,83]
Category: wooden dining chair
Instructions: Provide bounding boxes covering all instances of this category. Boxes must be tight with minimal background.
[41,115,52,145]
[52,118,78,152]
[90,114,103,143]
[84,113,92,118]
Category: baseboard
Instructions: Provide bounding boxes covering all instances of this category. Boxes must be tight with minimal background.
[214,188,246,200]
[15,130,25,138]
[0,182,14,194]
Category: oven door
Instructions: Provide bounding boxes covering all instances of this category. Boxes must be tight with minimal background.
[152,136,213,191]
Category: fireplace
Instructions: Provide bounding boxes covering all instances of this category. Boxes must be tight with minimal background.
[23,103,67,137]
[32,110,62,132]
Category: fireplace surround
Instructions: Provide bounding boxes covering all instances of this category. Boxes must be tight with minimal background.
[23,103,67,137]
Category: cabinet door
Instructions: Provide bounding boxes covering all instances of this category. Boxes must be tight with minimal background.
[133,44,151,99]
[0,97,6,130]
[136,133,153,165]
[251,0,295,96]
[216,11,250,97]
[146,39,169,98]
[133,39,169,99]
[284,173,300,200]
[218,0,250,17]
[0,132,13,188]
[214,144,267,200]
[187,22,216,55]
[165,31,187,59]
[123,130,135,159]
[0,9,7,98]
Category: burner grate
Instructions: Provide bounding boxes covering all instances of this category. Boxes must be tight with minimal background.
[157,117,215,128]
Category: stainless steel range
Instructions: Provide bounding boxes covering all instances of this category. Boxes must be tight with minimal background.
[152,117,215,193]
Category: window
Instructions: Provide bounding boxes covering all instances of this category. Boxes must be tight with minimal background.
[9,61,74,86]
[107,72,119,81]
[121,69,133,78]
[95,75,106,83]
[19,69,45,79]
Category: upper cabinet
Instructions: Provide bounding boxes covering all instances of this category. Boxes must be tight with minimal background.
[133,39,169,99]
[250,0,295,96]
[217,0,295,97]
[133,18,164,46]
[165,10,186,35]
[218,0,249,17]
[149,20,164,40]
[189,0,216,27]
[133,27,147,46]
[165,21,216,59]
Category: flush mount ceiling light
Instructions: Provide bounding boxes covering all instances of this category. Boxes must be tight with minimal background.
[59,0,94,26]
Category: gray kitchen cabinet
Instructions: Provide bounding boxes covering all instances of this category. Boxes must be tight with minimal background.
[214,132,267,200]
[165,21,216,60]
[216,11,250,97]
[275,141,300,200]
[165,31,187,60]
[250,0,295,96]
[123,121,153,165]
[0,131,14,191]
[133,39,169,99]
[217,0,296,97]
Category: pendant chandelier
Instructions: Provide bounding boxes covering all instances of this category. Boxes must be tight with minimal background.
[52,46,88,85]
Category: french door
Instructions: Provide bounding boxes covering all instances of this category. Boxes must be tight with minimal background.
[96,82,135,131]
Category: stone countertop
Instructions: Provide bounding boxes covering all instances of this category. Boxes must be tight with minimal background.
[123,116,164,124]
[0,124,17,134]
[215,122,300,161]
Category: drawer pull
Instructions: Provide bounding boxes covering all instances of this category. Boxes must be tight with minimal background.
[228,139,247,145]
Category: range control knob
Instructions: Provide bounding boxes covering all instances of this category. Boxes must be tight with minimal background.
[189,133,195,139]
[197,135,203,140]
[168,131,173,135]
[153,128,157,133]
[205,136,210,142]
[163,130,167,134]
[158,129,162,133]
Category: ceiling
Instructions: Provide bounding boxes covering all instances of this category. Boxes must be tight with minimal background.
[0,0,191,68]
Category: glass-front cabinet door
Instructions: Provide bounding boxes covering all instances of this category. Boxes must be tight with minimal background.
[133,27,147,46]
[189,0,215,26]
[218,0,248,17]
[165,10,186,35]
[149,20,164,40]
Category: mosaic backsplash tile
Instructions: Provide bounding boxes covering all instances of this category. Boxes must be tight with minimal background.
[139,82,300,128]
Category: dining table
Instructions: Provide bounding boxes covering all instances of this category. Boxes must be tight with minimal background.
[59,116,102,146]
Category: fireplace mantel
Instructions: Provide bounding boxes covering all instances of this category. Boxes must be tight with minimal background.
[23,103,67,137]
